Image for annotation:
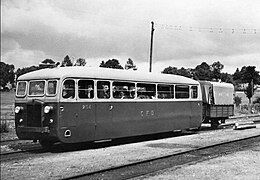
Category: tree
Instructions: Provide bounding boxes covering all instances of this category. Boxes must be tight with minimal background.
[61,55,73,67]
[41,59,55,64]
[211,61,224,81]
[232,68,243,90]
[39,59,56,68]
[162,66,178,74]
[234,96,242,107]
[220,73,233,84]
[193,62,212,81]
[99,59,124,69]
[0,62,15,89]
[162,66,192,78]
[240,66,260,103]
[74,58,86,66]
[177,67,192,78]
[125,58,137,70]
[233,68,242,82]
[16,66,40,79]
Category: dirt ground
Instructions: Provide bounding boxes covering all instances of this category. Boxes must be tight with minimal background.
[135,143,260,180]
[1,124,260,180]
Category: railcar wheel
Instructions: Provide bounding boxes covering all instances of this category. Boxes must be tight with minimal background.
[39,140,54,150]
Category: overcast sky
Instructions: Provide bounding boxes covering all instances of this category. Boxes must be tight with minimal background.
[1,0,260,73]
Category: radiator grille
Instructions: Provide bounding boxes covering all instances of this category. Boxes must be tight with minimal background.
[27,104,42,127]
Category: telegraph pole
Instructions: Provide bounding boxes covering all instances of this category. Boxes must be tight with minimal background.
[149,21,155,72]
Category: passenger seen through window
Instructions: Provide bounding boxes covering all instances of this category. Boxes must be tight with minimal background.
[47,80,57,95]
[112,81,135,99]
[62,80,75,99]
[17,81,27,96]
[137,83,156,99]
[78,80,94,99]
[97,81,110,99]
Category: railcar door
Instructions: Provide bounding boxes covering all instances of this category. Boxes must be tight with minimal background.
[190,85,203,128]
[76,79,96,142]
[59,79,96,143]
[59,79,78,142]
[95,80,113,140]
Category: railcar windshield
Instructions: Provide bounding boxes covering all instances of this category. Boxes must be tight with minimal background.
[47,80,58,95]
[16,81,27,96]
[29,80,45,96]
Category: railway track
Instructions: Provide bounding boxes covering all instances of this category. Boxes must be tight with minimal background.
[62,135,260,180]
[1,116,259,160]
[0,148,45,162]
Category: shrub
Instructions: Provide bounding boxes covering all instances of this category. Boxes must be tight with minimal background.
[0,121,9,133]
[234,96,242,107]
[253,97,260,104]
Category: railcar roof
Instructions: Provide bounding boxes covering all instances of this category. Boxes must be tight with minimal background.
[18,67,199,84]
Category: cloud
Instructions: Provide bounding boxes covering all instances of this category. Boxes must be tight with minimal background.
[1,41,47,68]
[1,0,260,73]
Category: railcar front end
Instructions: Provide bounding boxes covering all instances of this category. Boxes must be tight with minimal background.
[15,79,60,148]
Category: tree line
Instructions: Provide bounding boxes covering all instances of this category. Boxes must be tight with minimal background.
[162,62,260,104]
[1,55,259,103]
[0,55,136,88]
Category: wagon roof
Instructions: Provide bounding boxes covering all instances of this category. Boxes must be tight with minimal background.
[17,67,199,84]
[210,81,234,89]
[199,81,234,89]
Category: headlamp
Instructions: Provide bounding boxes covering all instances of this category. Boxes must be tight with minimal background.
[44,106,53,114]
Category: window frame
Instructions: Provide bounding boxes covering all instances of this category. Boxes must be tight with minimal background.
[157,84,175,99]
[97,80,111,99]
[112,81,136,99]
[190,85,198,99]
[61,79,76,99]
[175,84,190,99]
[77,79,95,99]
[28,80,46,97]
[16,81,28,97]
[46,80,58,96]
[137,83,156,99]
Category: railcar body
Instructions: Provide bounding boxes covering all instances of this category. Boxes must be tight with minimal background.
[199,81,234,127]
[15,67,203,148]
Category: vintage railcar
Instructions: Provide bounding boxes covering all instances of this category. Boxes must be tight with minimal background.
[199,81,234,128]
[15,67,202,148]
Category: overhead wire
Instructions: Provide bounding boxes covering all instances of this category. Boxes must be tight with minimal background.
[154,23,258,34]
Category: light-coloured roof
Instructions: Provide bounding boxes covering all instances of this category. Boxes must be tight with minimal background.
[211,81,234,89]
[18,67,199,85]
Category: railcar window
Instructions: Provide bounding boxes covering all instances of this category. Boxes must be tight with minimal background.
[47,80,57,95]
[78,80,94,99]
[191,86,198,98]
[137,83,156,99]
[97,81,110,99]
[157,84,174,99]
[175,85,189,99]
[29,81,45,96]
[112,81,135,99]
[62,79,75,99]
[16,81,27,96]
